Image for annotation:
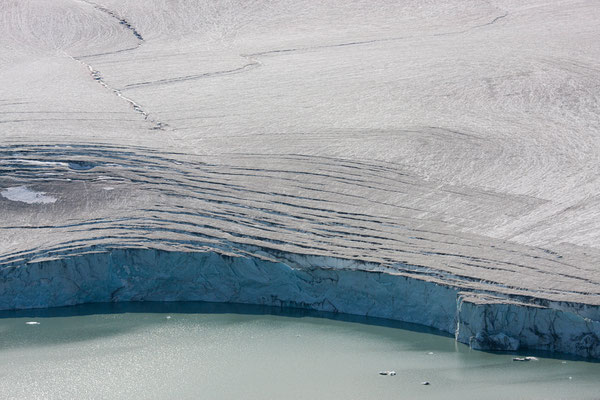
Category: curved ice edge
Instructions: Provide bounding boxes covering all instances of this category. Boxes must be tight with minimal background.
[0,248,598,359]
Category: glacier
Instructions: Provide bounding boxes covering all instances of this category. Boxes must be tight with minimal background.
[1,247,599,359]
[1,0,600,360]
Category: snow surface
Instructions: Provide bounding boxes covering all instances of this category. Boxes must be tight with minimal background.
[1,0,600,357]
[1,186,57,204]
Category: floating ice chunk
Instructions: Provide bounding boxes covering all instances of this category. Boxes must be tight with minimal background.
[379,371,396,376]
[25,321,40,325]
[1,186,56,204]
[513,356,539,362]
[421,381,430,385]
[165,316,171,319]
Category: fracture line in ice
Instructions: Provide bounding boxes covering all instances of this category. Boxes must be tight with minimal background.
[119,10,509,90]
[79,0,144,41]
[64,55,167,130]
[57,1,168,130]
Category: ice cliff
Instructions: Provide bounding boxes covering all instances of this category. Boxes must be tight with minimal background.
[1,248,598,359]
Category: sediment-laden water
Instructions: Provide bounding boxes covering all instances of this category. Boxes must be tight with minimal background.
[0,302,597,400]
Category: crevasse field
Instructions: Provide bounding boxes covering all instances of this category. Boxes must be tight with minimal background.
[1,0,600,361]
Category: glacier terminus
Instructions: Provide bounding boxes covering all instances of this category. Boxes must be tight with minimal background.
[1,0,600,360]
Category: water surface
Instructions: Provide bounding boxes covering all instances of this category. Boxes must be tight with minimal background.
[0,302,598,399]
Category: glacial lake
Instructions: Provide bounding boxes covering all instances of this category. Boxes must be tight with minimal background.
[0,302,598,400]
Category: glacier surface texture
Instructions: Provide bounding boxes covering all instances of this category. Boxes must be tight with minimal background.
[1,0,599,358]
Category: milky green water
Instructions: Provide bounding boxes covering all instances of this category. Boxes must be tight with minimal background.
[0,302,598,400]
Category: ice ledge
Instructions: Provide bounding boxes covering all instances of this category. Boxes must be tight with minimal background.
[456,293,600,358]
[0,248,598,359]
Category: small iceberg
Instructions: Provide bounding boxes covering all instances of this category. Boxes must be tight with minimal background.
[25,321,40,325]
[379,371,396,376]
[513,356,539,362]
